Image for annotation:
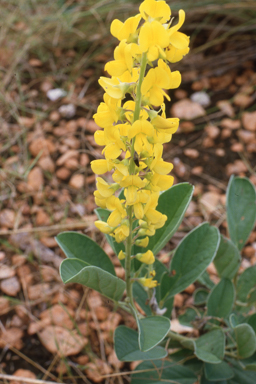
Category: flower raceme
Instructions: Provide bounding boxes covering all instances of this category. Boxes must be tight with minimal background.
[91,0,189,290]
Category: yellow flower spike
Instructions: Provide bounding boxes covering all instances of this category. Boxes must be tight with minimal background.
[139,0,171,24]
[95,220,114,234]
[118,250,126,260]
[111,14,141,42]
[105,41,141,77]
[139,276,158,288]
[135,236,149,248]
[136,250,155,265]
[91,159,112,175]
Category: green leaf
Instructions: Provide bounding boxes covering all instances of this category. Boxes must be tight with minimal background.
[146,183,194,255]
[198,271,215,289]
[137,316,171,352]
[207,278,235,318]
[234,324,256,359]
[204,361,234,381]
[179,307,198,327]
[195,329,225,364]
[226,176,256,250]
[246,313,256,334]
[226,358,256,384]
[161,223,220,298]
[114,326,167,361]
[194,288,209,305]
[131,360,197,384]
[95,208,125,257]
[60,260,125,301]
[237,265,256,303]
[213,235,241,279]
[132,282,151,316]
[56,231,115,275]
[201,374,228,384]
[245,364,256,372]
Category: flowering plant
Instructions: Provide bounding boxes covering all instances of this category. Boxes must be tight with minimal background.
[57,1,256,382]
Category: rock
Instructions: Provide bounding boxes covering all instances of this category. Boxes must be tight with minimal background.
[215,148,225,157]
[35,209,51,226]
[40,304,75,329]
[190,91,210,107]
[0,327,24,349]
[205,125,220,139]
[0,277,21,296]
[0,297,10,314]
[237,129,255,143]
[226,160,247,176]
[173,157,186,178]
[56,167,71,180]
[64,157,79,170]
[29,138,55,157]
[58,104,76,118]
[47,88,67,101]
[216,100,235,117]
[69,174,84,189]
[27,283,51,300]
[171,99,206,120]
[242,111,256,131]
[200,192,220,215]
[38,326,87,356]
[27,166,44,191]
[18,116,35,128]
[183,148,199,159]
[0,209,15,228]
[173,293,184,307]
[233,93,253,108]
[0,265,15,279]
[10,369,36,384]
[220,119,241,130]
[38,156,55,173]
[231,142,244,152]
[56,150,79,166]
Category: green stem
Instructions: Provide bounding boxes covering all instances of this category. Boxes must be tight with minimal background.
[125,52,148,313]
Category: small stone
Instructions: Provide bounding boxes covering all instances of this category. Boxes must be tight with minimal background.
[247,142,256,153]
[173,157,186,178]
[242,111,256,131]
[38,156,55,173]
[216,100,235,117]
[27,166,44,191]
[49,110,60,122]
[202,137,214,148]
[64,157,79,170]
[205,125,220,139]
[47,88,67,101]
[221,128,232,139]
[35,209,51,226]
[80,153,90,167]
[56,167,71,180]
[0,209,15,228]
[237,129,255,143]
[40,304,75,329]
[190,91,210,107]
[27,283,51,300]
[173,293,184,307]
[29,138,55,157]
[243,246,255,259]
[0,328,24,349]
[226,160,247,176]
[0,252,5,261]
[39,326,87,356]
[183,148,199,159]
[0,277,21,296]
[10,369,36,384]
[200,192,220,215]
[18,116,35,128]
[69,174,84,189]
[184,284,196,294]
[231,142,244,152]
[220,119,241,130]
[179,121,195,133]
[0,265,15,279]
[58,104,76,118]
[191,166,203,175]
[171,99,206,120]
[233,93,252,108]
[174,89,188,99]
[63,136,80,149]
[56,150,79,166]
[29,58,42,67]
[0,297,10,314]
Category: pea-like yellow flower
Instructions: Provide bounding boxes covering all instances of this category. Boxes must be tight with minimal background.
[136,250,155,265]
[139,0,171,24]
[135,236,149,247]
[139,276,158,288]
[95,221,114,234]
[93,93,121,128]
[105,40,141,77]
[111,14,141,42]
[139,21,169,61]
[115,223,130,243]
[99,77,130,100]
[118,250,126,260]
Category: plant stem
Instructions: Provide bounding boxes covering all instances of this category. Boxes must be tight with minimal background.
[125,52,147,313]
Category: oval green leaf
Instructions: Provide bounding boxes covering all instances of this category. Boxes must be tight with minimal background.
[131,360,197,384]
[195,329,225,364]
[161,223,220,298]
[237,265,256,303]
[60,259,125,301]
[226,176,256,250]
[194,288,209,305]
[205,361,234,381]
[56,231,116,275]
[114,326,167,361]
[234,324,256,359]
[137,316,171,352]
[207,278,235,318]
[214,235,241,279]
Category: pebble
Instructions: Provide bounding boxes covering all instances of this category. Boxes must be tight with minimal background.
[242,111,256,131]
[56,167,71,180]
[10,369,36,384]
[0,277,21,296]
[69,174,84,189]
[183,148,199,159]
[0,265,15,279]
[0,209,15,228]
[27,166,44,191]
[171,99,206,120]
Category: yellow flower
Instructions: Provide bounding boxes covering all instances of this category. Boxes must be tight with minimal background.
[120,175,147,205]
[115,223,130,243]
[105,40,141,77]
[93,93,121,128]
[139,0,171,24]
[128,119,154,154]
[106,196,126,227]
[99,77,130,100]
[96,177,118,198]
[139,276,158,288]
[118,250,126,260]
[111,14,141,42]
[135,236,149,247]
[95,221,114,234]
[136,250,155,265]
[139,21,169,61]
[149,143,173,175]
[91,159,112,175]
[150,173,174,191]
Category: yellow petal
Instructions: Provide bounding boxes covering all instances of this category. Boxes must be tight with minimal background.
[91,159,109,174]
[140,0,171,23]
